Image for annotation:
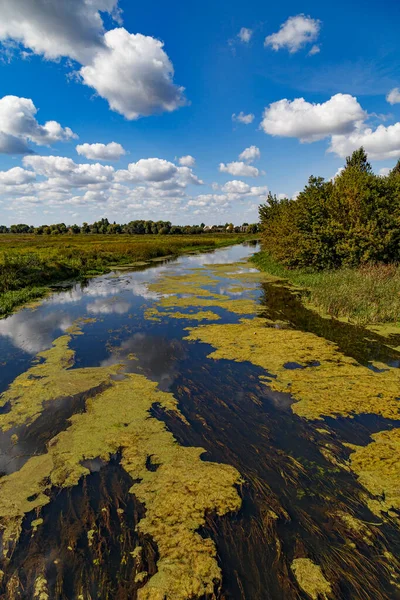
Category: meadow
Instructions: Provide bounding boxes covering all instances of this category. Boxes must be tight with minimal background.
[0,233,253,316]
[252,251,400,326]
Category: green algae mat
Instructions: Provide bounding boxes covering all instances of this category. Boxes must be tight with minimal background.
[0,243,399,599]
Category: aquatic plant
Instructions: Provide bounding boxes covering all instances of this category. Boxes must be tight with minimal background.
[148,269,263,315]
[185,317,400,422]
[349,429,400,514]
[0,330,242,598]
[0,332,120,431]
[144,308,221,322]
[291,558,332,599]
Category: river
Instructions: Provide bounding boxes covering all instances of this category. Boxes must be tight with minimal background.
[0,242,399,599]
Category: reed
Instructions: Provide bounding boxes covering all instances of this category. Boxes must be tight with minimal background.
[252,251,400,325]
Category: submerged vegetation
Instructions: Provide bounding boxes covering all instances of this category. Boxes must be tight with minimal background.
[1,245,400,598]
[185,317,400,422]
[142,258,400,518]
[0,327,242,598]
[0,233,253,316]
[185,314,400,514]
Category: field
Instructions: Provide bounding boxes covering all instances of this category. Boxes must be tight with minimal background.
[0,233,254,316]
[252,251,400,325]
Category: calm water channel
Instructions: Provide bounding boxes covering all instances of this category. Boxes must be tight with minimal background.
[0,243,399,599]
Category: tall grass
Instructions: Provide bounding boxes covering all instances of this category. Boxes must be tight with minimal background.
[0,233,253,316]
[252,252,400,325]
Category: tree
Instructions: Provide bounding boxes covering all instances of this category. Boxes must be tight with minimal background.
[389,159,400,177]
[345,147,372,174]
[258,147,400,269]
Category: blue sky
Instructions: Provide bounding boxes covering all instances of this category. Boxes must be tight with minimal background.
[0,0,400,226]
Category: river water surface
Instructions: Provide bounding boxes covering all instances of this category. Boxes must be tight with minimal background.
[0,243,399,599]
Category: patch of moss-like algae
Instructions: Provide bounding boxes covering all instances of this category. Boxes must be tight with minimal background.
[147,269,263,316]
[144,261,400,518]
[144,308,221,322]
[291,558,332,600]
[0,332,120,431]
[0,333,242,600]
[348,428,400,514]
[185,317,400,513]
[185,318,400,422]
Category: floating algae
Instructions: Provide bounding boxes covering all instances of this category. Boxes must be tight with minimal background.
[147,268,262,316]
[144,307,221,323]
[184,318,400,422]
[31,518,44,533]
[0,333,120,431]
[3,249,400,598]
[291,558,332,599]
[144,260,400,516]
[149,273,225,297]
[0,453,55,553]
[225,283,257,294]
[348,429,400,514]
[33,575,49,600]
[335,511,375,546]
[184,317,400,513]
[157,295,259,315]
[0,333,242,599]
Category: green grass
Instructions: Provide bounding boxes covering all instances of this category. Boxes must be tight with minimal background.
[0,233,255,317]
[251,251,400,325]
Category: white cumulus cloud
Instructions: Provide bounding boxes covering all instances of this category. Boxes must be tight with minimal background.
[0,167,36,185]
[115,158,177,182]
[221,180,251,194]
[264,14,321,53]
[76,141,126,161]
[0,2,186,121]
[238,145,260,162]
[178,155,195,167]
[386,88,400,105]
[308,44,320,56]
[79,28,186,120]
[261,93,366,142]
[0,95,77,154]
[0,0,121,63]
[329,123,400,160]
[232,112,255,125]
[23,155,114,187]
[219,162,261,177]
[238,28,253,43]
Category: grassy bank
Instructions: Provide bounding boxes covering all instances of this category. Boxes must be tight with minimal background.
[0,233,254,317]
[251,251,400,326]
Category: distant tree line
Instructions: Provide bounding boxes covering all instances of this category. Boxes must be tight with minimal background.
[0,219,259,236]
[259,147,400,270]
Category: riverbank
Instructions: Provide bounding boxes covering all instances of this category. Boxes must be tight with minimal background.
[0,233,255,317]
[251,251,400,327]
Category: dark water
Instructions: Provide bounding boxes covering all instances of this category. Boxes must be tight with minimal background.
[0,243,399,599]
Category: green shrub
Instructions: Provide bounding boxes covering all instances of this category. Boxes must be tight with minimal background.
[259,148,400,270]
